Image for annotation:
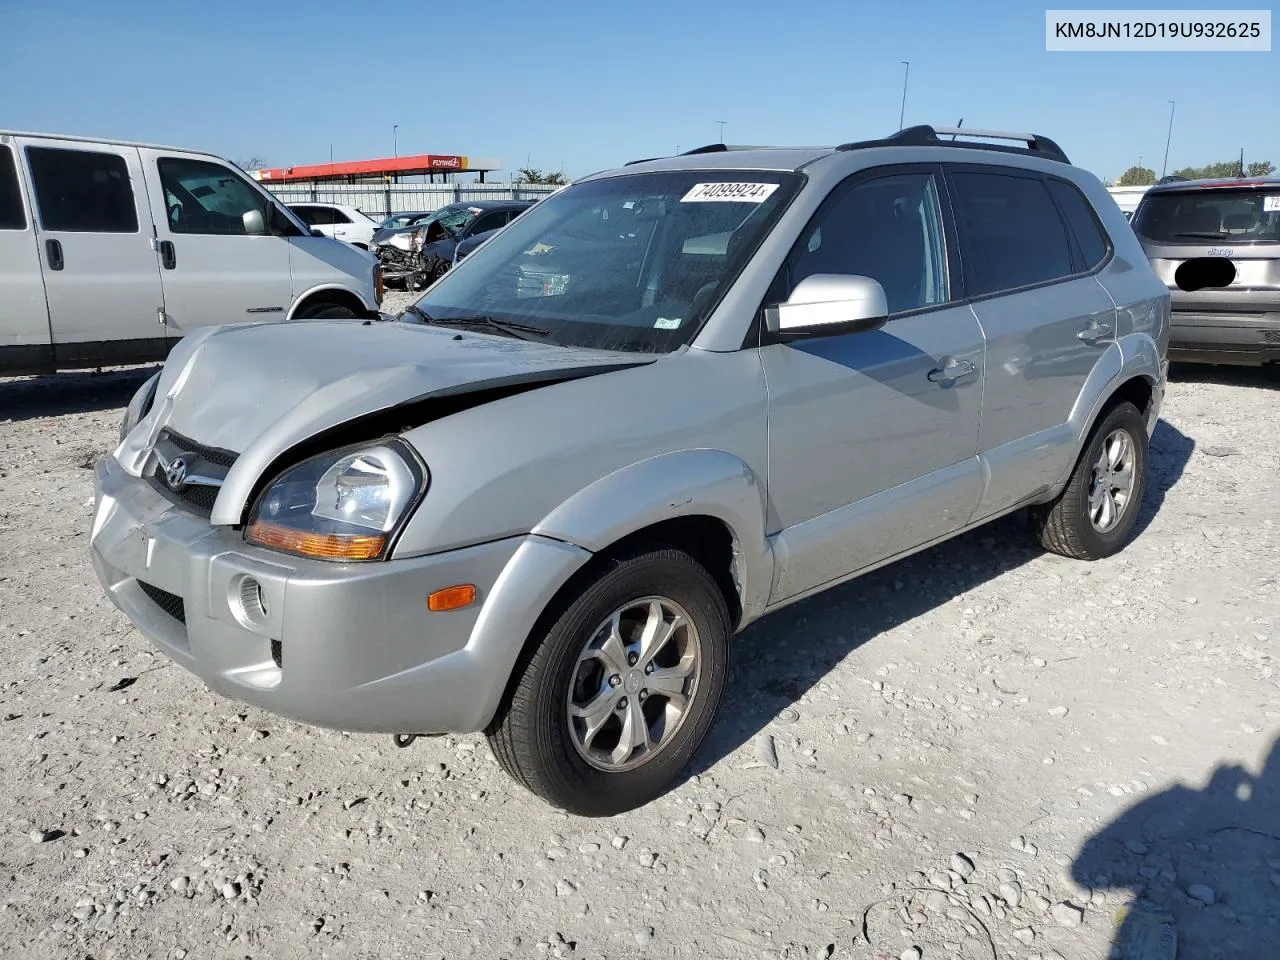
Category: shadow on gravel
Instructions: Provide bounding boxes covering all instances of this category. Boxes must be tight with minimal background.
[0,366,159,424]
[1072,734,1280,959]
[1169,361,1280,392]
[688,415,1196,782]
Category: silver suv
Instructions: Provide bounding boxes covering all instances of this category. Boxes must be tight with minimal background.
[91,126,1169,815]
[1129,176,1280,365]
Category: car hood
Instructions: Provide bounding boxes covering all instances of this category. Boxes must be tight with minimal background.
[119,319,649,525]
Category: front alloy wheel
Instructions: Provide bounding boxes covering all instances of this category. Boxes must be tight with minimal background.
[487,547,731,816]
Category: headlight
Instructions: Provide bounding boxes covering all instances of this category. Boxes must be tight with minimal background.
[245,440,426,561]
[119,371,161,443]
[411,228,425,252]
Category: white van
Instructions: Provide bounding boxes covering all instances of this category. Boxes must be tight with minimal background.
[0,131,384,376]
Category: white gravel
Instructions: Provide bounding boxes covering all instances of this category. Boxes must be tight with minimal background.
[1,361,1278,959]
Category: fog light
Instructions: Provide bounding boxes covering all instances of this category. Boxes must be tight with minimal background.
[233,575,269,627]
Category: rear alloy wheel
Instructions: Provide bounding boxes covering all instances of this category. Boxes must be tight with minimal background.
[1033,401,1149,560]
[487,547,730,816]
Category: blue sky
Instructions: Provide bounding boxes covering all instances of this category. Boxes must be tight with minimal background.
[1,0,1275,183]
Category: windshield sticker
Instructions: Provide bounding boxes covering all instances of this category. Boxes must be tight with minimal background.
[681,182,779,204]
[654,317,682,330]
[1265,196,1280,212]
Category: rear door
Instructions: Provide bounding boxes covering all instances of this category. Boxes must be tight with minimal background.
[138,150,294,338]
[19,137,166,365]
[944,165,1118,519]
[0,138,52,373]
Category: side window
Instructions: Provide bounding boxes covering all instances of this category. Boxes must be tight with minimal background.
[291,205,320,225]
[0,145,25,230]
[783,171,949,315]
[1046,179,1109,271]
[949,171,1073,296]
[328,208,351,224]
[157,157,271,236]
[26,147,138,233]
[470,212,507,235]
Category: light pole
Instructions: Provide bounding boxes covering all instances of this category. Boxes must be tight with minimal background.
[1161,101,1174,178]
[393,124,399,157]
[717,120,726,143]
[899,61,910,130]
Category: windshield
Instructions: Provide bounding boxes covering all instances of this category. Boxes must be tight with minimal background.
[380,212,431,229]
[1133,186,1280,244]
[431,204,481,236]
[413,171,802,353]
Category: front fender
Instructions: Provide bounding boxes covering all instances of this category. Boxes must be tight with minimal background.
[530,449,773,627]
[287,282,378,319]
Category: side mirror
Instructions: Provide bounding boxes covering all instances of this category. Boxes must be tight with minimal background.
[765,274,889,339]
[242,209,267,236]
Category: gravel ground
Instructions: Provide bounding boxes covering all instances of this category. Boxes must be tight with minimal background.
[1,358,1278,960]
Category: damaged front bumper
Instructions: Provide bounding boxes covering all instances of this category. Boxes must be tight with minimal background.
[89,453,591,735]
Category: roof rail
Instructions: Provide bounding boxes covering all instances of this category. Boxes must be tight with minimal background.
[680,143,729,155]
[835,124,1070,164]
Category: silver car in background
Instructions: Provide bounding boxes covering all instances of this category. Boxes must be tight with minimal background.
[92,126,1170,815]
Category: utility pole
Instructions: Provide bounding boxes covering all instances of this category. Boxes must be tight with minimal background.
[899,61,910,130]
[717,121,726,143]
[393,124,399,158]
[1161,101,1175,178]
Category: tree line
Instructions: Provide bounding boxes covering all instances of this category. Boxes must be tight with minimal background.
[1117,158,1275,186]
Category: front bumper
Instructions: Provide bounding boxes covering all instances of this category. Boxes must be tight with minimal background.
[89,455,589,734]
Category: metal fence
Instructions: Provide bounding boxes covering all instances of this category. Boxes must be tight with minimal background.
[260,182,561,218]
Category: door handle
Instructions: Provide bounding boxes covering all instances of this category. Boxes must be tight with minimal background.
[927,357,977,386]
[1077,322,1113,343]
[45,238,64,271]
[159,240,176,270]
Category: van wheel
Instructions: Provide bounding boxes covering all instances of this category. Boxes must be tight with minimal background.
[486,547,731,816]
[296,302,359,320]
[1032,401,1148,560]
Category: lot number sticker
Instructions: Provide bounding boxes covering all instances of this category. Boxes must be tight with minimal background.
[1265,196,1280,212]
[681,182,779,203]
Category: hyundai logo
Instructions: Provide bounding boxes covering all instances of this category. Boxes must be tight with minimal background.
[164,456,189,491]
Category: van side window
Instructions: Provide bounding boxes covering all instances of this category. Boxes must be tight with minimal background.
[26,147,138,233]
[157,157,271,236]
[782,171,949,315]
[0,146,25,230]
[948,170,1073,296]
[1046,179,1109,271]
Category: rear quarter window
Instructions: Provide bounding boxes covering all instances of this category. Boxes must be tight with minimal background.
[1046,178,1110,270]
[0,145,25,230]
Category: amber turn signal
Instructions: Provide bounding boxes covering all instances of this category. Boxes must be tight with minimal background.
[246,521,385,561]
[427,584,476,612]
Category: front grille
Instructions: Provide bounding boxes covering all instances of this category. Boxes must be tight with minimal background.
[149,429,238,516]
[1265,330,1280,344]
[138,581,186,624]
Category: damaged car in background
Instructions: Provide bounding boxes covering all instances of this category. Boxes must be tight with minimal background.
[373,200,533,289]
[93,126,1180,816]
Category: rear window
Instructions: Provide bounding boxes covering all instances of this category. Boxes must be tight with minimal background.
[1132,186,1280,245]
[0,145,25,229]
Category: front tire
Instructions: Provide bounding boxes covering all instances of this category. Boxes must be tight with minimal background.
[296,301,360,320]
[1032,401,1149,560]
[486,547,731,816]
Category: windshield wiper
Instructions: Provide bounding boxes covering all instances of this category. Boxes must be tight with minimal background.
[423,314,552,342]
[1174,231,1227,240]
[400,303,432,323]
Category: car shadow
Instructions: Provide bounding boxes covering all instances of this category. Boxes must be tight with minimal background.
[687,416,1196,781]
[1070,734,1280,958]
[1169,361,1280,391]
[0,365,159,424]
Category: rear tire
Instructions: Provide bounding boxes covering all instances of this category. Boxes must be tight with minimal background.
[486,547,731,816]
[1032,401,1148,560]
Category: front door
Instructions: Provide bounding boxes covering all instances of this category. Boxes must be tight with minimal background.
[763,166,986,603]
[138,150,294,339]
[943,166,1118,518]
[19,138,165,365]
